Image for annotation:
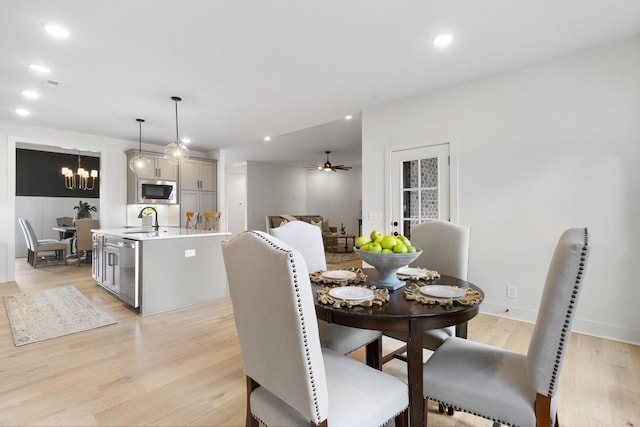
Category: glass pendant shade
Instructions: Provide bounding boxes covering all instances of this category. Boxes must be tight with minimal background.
[129,153,152,174]
[164,96,189,165]
[129,118,152,174]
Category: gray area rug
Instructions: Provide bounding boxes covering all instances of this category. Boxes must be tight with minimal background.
[325,251,360,264]
[4,285,116,346]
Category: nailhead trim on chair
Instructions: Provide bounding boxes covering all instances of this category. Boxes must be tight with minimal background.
[545,227,588,398]
[427,398,519,427]
[248,231,323,424]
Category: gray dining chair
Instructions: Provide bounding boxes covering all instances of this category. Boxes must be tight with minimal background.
[19,218,68,268]
[271,220,383,357]
[74,218,100,265]
[222,230,408,427]
[383,220,470,354]
[422,227,589,427]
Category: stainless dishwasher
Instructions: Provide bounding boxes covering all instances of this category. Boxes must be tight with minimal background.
[103,237,139,308]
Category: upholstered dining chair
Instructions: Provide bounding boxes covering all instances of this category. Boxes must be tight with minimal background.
[222,231,408,427]
[74,218,100,265]
[185,211,199,229]
[383,220,471,355]
[19,218,67,268]
[56,216,75,239]
[271,220,383,357]
[422,227,590,427]
[202,211,221,231]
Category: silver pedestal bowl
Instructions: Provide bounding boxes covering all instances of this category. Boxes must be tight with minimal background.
[354,247,422,290]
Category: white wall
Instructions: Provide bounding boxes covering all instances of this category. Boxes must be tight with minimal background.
[0,121,133,282]
[306,165,362,235]
[362,36,640,344]
[246,161,308,231]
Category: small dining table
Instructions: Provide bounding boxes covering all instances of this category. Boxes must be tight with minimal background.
[52,225,77,254]
[313,268,484,427]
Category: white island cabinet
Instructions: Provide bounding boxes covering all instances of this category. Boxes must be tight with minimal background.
[92,228,230,316]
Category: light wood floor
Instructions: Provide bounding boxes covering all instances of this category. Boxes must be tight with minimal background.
[0,258,638,426]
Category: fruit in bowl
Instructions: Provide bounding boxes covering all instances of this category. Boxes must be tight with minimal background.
[355,231,416,254]
[354,230,422,290]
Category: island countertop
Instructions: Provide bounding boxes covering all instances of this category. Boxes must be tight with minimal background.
[93,227,231,241]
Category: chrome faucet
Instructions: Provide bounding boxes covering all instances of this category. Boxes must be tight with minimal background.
[138,206,159,231]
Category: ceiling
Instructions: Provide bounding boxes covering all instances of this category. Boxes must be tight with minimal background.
[2,1,639,167]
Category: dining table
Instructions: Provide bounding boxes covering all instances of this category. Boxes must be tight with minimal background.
[313,267,484,427]
[52,225,77,254]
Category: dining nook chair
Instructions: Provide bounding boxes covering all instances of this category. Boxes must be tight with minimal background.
[202,211,221,231]
[19,218,67,268]
[422,227,590,427]
[185,211,199,229]
[74,218,100,265]
[222,230,408,427]
[271,220,383,359]
[383,220,471,355]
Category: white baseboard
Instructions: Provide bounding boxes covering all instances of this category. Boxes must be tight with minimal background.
[480,302,640,346]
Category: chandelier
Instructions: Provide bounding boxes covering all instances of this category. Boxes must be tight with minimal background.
[61,153,98,190]
[163,96,189,165]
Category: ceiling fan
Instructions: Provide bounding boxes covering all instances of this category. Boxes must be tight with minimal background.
[305,151,352,172]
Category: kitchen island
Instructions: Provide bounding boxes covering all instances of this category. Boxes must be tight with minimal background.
[92,227,230,316]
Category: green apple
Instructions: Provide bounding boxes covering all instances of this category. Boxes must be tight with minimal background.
[380,235,397,250]
[368,242,383,253]
[398,236,411,246]
[381,248,393,254]
[406,245,417,253]
[370,230,383,242]
[359,243,371,252]
[355,236,371,248]
[393,243,408,254]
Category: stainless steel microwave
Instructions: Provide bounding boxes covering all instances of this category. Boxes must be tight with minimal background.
[137,179,177,204]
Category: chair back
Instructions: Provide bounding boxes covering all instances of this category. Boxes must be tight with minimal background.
[17,218,34,251]
[271,220,327,273]
[185,211,199,229]
[75,219,100,252]
[410,220,470,280]
[222,231,328,425]
[22,218,40,250]
[202,211,221,231]
[527,227,589,399]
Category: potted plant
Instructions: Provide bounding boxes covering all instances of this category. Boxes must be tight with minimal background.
[73,200,98,223]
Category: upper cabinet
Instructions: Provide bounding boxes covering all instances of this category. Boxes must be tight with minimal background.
[180,158,216,191]
[127,151,177,181]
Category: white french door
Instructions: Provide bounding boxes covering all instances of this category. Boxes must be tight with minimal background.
[390,143,450,239]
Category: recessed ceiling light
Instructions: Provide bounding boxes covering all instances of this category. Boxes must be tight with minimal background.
[433,34,453,48]
[181,138,191,144]
[29,63,50,73]
[345,115,352,120]
[21,90,40,99]
[264,136,271,142]
[43,23,70,38]
[15,108,31,117]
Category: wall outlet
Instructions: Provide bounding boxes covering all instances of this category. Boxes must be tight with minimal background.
[185,249,196,257]
[507,285,517,299]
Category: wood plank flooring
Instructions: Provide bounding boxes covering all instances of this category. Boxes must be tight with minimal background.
[0,258,638,426]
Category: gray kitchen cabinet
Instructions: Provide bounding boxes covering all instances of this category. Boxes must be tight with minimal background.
[180,158,216,191]
[180,190,216,227]
[126,150,177,181]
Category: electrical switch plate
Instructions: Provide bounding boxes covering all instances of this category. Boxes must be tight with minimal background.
[185,249,196,257]
[507,285,517,299]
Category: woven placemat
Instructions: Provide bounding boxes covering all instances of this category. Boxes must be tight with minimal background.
[404,283,482,306]
[316,285,389,308]
[309,268,367,285]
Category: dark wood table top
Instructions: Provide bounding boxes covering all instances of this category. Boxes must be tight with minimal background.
[314,268,484,333]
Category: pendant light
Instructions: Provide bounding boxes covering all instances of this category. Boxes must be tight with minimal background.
[163,96,189,165]
[129,118,152,174]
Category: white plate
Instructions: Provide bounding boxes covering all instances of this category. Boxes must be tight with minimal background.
[329,287,374,302]
[321,270,357,281]
[419,285,466,298]
[397,267,427,278]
